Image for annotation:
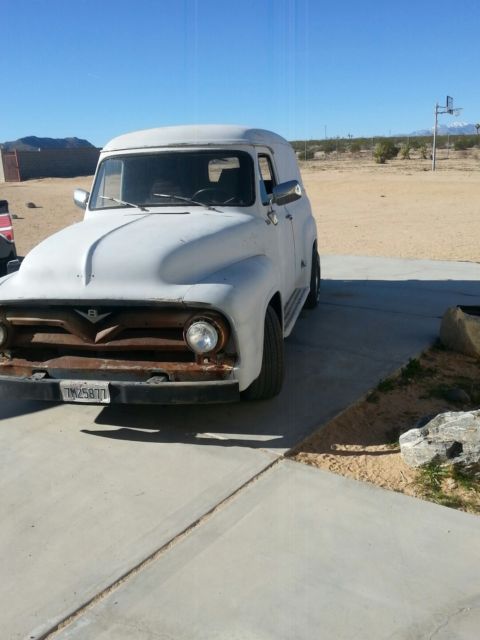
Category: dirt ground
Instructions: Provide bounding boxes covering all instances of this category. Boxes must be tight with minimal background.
[0,175,92,257]
[290,347,480,514]
[1,152,479,511]
[303,150,480,263]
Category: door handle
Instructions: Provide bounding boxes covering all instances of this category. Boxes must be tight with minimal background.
[285,213,293,220]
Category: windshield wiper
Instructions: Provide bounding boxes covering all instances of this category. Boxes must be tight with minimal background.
[99,195,149,212]
[153,193,221,212]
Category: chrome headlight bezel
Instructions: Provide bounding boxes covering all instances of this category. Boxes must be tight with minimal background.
[185,320,219,355]
[183,313,230,356]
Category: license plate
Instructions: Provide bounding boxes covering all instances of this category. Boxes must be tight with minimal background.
[60,380,110,404]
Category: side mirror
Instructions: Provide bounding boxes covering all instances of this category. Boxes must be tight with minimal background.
[272,180,302,206]
[73,189,90,210]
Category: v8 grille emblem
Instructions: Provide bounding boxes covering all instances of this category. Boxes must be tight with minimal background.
[74,308,112,324]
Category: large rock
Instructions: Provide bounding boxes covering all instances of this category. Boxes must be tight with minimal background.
[440,306,480,358]
[399,410,480,469]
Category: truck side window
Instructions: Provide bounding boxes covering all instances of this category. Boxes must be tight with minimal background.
[258,155,277,205]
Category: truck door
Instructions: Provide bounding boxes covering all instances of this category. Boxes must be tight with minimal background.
[258,153,296,302]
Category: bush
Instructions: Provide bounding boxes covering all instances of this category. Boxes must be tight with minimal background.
[374,140,399,164]
[419,143,428,159]
[298,149,315,161]
[322,140,336,154]
[454,137,476,151]
[349,141,362,154]
[400,143,411,159]
[435,138,447,149]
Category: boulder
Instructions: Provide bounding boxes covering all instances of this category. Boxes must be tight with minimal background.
[440,306,480,358]
[399,409,480,470]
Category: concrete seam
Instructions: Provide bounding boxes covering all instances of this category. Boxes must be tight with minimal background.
[39,456,282,640]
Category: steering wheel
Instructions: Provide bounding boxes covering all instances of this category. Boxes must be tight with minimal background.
[191,188,233,204]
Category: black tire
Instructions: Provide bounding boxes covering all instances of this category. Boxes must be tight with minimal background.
[242,305,284,401]
[304,247,320,309]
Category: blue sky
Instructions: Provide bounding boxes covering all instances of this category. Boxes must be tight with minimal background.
[2,0,479,146]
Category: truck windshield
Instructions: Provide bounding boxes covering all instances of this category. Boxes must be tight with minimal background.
[90,150,255,210]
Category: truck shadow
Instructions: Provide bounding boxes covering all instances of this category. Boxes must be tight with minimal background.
[82,275,480,451]
[0,400,53,420]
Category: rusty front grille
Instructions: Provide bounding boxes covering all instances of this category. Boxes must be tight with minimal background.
[2,307,193,351]
[0,306,235,382]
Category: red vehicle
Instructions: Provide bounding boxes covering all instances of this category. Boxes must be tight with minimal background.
[0,201,17,276]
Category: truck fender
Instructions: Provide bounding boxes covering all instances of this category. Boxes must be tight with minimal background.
[183,255,281,391]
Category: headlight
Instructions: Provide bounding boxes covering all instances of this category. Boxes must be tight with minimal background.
[0,323,8,347]
[185,321,219,354]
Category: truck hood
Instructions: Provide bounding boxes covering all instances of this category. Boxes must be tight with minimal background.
[0,209,265,303]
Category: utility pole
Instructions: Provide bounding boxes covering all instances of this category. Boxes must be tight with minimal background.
[432,103,438,171]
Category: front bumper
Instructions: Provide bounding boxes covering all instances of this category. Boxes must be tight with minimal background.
[0,374,239,405]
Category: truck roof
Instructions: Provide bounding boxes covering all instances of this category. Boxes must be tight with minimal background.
[102,125,290,152]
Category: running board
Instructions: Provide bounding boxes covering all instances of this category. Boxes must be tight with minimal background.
[283,287,309,336]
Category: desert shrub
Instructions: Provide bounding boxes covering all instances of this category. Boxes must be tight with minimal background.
[419,143,428,159]
[349,141,362,154]
[322,140,336,154]
[454,136,475,150]
[374,140,399,164]
[298,148,315,161]
[374,144,387,164]
[400,143,411,159]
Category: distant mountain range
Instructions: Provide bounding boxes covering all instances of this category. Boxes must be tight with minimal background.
[0,136,95,151]
[408,122,478,136]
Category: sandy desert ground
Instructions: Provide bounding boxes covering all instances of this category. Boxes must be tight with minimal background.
[0,151,479,260]
[304,151,480,263]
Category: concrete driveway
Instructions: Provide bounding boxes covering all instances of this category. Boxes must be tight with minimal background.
[1,255,480,639]
[57,461,480,640]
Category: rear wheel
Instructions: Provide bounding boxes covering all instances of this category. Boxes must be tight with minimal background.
[304,246,320,309]
[242,306,284,401]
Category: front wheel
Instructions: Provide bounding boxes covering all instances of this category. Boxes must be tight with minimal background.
[242,306,284,401]
[304,247,320,309]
